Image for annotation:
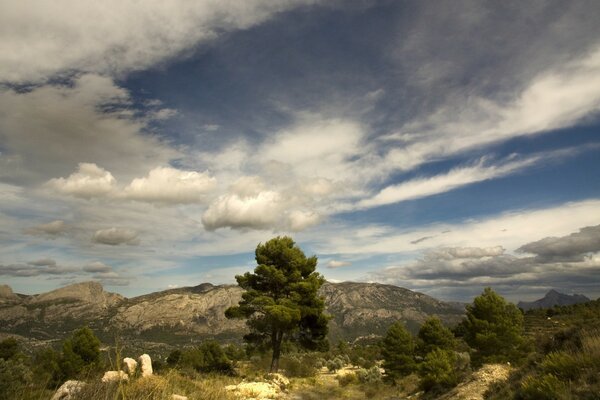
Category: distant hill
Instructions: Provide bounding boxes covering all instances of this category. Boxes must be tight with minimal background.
[0,281,464,344]
[518,289,590,311]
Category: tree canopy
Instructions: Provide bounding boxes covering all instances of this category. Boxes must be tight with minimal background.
[381,321,416,381]
[462,287,525,364]
[417,316,456,356]
[225,236,329,372]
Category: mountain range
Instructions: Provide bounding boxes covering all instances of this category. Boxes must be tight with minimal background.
[0,281,464,344]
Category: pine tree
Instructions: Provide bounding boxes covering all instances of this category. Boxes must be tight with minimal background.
[381,321,416,381]
[417,316,456,355]
[462,287,525,364]
[225,236,329,372]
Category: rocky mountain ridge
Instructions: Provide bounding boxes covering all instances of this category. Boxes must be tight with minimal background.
[0,281,464,343]
[518,289,590,311]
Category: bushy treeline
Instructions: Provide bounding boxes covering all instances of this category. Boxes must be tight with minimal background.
[0,326,101,398]
[486,298,600,399]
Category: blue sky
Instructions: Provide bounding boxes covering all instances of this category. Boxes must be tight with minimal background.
[1,1,599,301]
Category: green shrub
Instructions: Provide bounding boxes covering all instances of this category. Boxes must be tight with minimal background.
[418,348,458,393]
[167,349,182,366]
[0,358,32,398]
[33,347,62,389]
[356,366,382,384]
[0,337,20,360]
[59,326,101,380]
[518,374,569,400]
[336,372,358,386]
[280,353,317,377]
[541,352,581,381]
[326,356,345,372]
[179,341,234,375]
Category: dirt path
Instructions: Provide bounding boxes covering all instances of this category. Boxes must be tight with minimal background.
[439,364,511,400]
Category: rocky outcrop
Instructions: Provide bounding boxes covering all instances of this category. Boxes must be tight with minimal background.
[111,285,246,336]
[321,282,464,338]
[123,357,137,375]
[50,380,86,400]
[102,370,129,383]
[31,281,124,308]
[138,354,153,377]
[0,285,19,302]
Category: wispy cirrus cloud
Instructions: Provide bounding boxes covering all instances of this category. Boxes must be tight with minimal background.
[0,0,321,83]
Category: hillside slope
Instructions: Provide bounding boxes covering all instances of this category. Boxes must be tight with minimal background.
[0,281,464,343]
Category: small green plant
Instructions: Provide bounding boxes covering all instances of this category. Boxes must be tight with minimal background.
[356,366,382,384]
[326,356,345,372]
[518,374,569,400]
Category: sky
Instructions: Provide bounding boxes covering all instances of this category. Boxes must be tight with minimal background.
[1,0,599,302]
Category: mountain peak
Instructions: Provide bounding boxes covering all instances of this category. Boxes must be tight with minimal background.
[518,289,590,311]
[30,281,123,305]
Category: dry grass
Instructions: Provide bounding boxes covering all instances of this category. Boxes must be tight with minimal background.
[70,370,236,400]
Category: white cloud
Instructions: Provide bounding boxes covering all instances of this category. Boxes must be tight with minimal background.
[47,163,115,198]
[92,227,139,246]
[202,190,283,231]
[28,258,57,267]
[123,166,217,204]
[0,75,178,183]
[429,246,505,260]
[0,0,320,83]
[24,220,67,236]
[384,46,600,172]
[316,199,600,256]
[288,210,321,232]
[200,175,322,232]
[326,260,351,269]
[368,227,600,301]
[358,156,540,209]
[83,261,113,273]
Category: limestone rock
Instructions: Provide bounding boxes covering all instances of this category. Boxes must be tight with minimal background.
[123,357,138,375]
[30,281,123,307]
[50,380,86,400]
[138,353,153,377]
[102,370,129,383]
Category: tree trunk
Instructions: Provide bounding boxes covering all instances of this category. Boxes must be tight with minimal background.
[270,331,282,373]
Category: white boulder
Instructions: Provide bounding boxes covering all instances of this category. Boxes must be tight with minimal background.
[50,380,86,400]
[123,357,138,375]
[102,370,129,383]
[138,353,153,377]
[171,395,188,400]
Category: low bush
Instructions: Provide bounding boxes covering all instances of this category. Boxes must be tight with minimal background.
[541,351,581,381]
[280,353,318,377]
[518,374,569,400]
[356,366,382,384]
